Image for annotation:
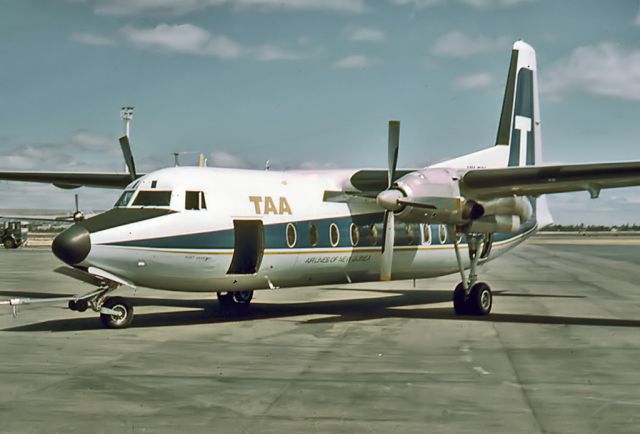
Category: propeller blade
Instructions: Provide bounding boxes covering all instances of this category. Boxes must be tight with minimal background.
[387,120,400,188]
[380,211,395,281]
[119,136,137,181]
[74,194,79,213]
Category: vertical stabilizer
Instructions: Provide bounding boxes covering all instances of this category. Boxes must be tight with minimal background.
[495,41,542,169]
[495,41,553,227]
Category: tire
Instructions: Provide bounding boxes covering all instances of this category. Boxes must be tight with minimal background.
[100,297,134,329]
[217,292,235,309]
[453,282,469,315]
[468,282,492,316]
[217,291,253,312]
[233,290,253,304]
[3,237,18,249]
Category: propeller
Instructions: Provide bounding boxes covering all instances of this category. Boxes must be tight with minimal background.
[379,121,400,281]
[72,194,85,223]
[119,136,137,181]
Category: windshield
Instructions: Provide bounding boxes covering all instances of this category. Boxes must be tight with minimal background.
[132,191,172,207]
[114,190,135,208]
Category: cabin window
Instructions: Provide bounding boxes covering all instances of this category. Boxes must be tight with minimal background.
[349,223,360,247]
[369,224,378,245]
[406,224,414,244]
[114,190,135,208]
[309,224,318,247]
[439,224,447,244]
[286,223,297,248]
[329,223,340,247]
[132,191,172,207]
[185,191,207,210]
[422,224,432,245]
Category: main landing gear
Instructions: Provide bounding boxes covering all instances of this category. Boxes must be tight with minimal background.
[449,227,493,316]
[217,290,253,311]
[67,285,135,329]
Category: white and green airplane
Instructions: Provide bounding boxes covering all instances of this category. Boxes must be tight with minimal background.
[1,41,638,328]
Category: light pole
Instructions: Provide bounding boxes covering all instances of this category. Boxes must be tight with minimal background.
[120,106,134,137]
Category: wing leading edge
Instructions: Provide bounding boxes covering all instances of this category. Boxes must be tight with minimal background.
[461,161,640,200]
[0,172,143,189]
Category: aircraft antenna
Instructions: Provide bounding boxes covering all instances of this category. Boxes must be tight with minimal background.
[120,106,134,138]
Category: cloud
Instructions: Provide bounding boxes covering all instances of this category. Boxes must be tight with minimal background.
[73,24,305,61]
[541,43,640,101]
[70,131,117,152]
[388,0,441,8]
[431,31,510,57]
[452,72,493,90]
[0,131,124,172]
[120,24,244,59]
[345,25,385,42]
[70,32,115,46]
[390,0,532,8]
[73,24,306,61]
[208,151,255,169]
[457,0,533,7]
[333,54,377,69]
[92,0,365,16]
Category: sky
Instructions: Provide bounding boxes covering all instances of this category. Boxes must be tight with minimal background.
[1,0,640,224]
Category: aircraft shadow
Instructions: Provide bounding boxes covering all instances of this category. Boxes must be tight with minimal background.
[2,288,636,332]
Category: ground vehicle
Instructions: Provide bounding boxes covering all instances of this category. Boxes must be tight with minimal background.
[0,221,28,249]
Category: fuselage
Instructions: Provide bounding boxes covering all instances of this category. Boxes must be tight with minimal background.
[52,166,537,292]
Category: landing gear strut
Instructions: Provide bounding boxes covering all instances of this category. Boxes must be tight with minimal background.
[66,284,135,328]
[449,227,492,316]
[217,290,253,311]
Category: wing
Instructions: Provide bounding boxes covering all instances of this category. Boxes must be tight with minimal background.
[0,214,74,222]
[460,162,640,200]
[0,172,143,189]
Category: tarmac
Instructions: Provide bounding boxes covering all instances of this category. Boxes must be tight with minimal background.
[1,238,640,433]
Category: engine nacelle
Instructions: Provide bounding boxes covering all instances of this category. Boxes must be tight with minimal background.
[391,168,482,224]
[479,196,532,222]
[466,215,521,233]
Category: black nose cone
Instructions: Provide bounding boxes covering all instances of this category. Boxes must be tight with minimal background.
[52,225,91,265]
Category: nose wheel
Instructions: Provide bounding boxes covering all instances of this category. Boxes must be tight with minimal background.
[99,297,134,329]
[450,227,493,316]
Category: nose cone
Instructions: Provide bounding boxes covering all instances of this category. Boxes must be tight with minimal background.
[52,225,91,265]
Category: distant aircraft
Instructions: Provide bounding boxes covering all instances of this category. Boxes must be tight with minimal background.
[1,41,639,328]
[0,194,94,224]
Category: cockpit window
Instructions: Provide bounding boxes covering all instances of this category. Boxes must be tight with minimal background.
[185,191,207,210]
[132,191,172,207]
[114,190,135,208]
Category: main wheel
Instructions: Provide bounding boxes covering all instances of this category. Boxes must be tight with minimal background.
[233,290,253,304]
[468,282,492,315]
[100,297,134,329]
[217,290,253,312]
[453,282,469,315]
[217,292,235,309]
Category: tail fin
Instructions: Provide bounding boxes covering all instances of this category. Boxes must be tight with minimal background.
[495,41,542,168]
[496,41,553,227]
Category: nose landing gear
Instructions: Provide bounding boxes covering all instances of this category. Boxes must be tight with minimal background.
[99,297,134,329]
[450,227,493,316]
[67,285,135,328]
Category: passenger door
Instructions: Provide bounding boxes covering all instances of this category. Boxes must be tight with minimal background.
[227,220,264,274]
